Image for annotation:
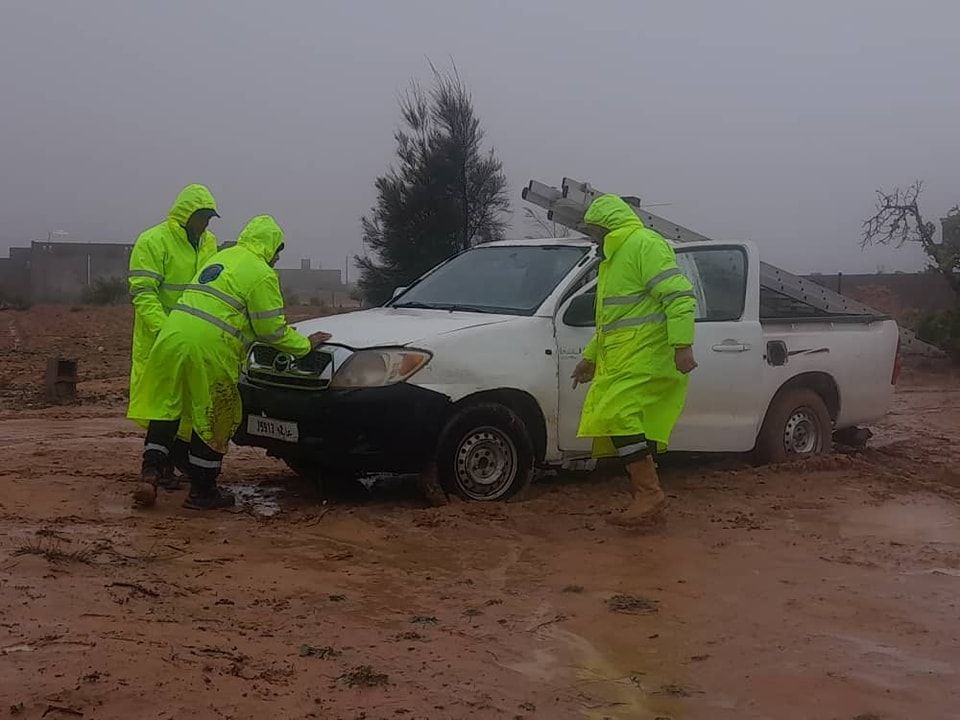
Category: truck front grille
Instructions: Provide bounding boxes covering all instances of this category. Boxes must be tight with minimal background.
[245,345,333,390]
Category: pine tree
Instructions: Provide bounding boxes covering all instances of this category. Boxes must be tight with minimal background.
[356,64,509,305]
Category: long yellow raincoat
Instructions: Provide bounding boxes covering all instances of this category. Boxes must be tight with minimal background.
[127,184,219,434]
[578,195,697,454]
[128,215,311,453]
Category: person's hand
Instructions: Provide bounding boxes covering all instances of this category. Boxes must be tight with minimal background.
[571,358,596,388]
[309,331,332,346]
[674,346,698,374]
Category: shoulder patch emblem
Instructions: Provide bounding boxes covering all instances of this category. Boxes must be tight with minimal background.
[198,264,224,284]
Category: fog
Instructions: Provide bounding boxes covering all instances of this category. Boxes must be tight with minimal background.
[1,0,957,275]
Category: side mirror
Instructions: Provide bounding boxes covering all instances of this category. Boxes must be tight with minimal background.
[391,286,408,300]
[563,293,596,327]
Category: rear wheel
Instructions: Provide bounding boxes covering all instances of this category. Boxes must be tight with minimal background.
[437,403,534,502]
[755,388,833,464]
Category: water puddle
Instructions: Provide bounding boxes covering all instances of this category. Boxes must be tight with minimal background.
[841,496,960,545]
[0,643,34,654]
[231,484,283,517]
[832,633,955,677]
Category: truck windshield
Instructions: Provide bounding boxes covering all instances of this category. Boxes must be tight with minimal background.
[392,245,588,316]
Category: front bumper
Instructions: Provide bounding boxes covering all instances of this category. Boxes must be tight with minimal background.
[235,376,453,473]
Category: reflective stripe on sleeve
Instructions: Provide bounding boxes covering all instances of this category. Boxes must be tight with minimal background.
[129,269,163,282]
[257,327,287,343]
[660,290,697,305]
[250,308,284,320]
[644,267,682,291]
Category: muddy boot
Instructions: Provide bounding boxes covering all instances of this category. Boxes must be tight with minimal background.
[182,485,235,511]
[132,463,160,508]
[608,456,666,527]
[156,462,182,491]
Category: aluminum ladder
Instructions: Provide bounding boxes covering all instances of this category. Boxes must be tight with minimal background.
[522,177,941,357]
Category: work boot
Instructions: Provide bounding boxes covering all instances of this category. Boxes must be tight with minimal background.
[182,486,236,511]
[608,456,666,527]
[132,464,160,508]
[156,462,182,491]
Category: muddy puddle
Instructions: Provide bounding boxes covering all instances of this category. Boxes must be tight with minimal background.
[841,494,960,545]
[229,482,284,516]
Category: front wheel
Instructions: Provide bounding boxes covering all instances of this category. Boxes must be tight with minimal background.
[282,458,368,500]
[437,403,534,502]
[755,388,833,464]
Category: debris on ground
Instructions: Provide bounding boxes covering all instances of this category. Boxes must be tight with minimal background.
[13,540,95,564]
[606,594,660,615]
[299,644,341,659]
[409,615,438,625]
[339,665,389,688]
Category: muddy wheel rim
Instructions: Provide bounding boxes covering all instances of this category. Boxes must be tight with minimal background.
[783,407,821,455]
[454,426,518,501]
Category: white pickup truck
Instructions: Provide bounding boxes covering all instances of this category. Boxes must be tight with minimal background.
[235,237,901,501]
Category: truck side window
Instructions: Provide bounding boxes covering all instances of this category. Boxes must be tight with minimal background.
[677,248,747,322]
[562,247,746,327]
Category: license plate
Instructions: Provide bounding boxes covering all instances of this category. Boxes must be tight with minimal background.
[246,415,299,443]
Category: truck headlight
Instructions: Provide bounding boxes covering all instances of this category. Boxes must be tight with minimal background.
[329,348,431,389]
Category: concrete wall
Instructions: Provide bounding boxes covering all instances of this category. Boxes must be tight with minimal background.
[26,241,133,303]
[0,240,347,305]
[278,267,343,303]
[0,247,34,303]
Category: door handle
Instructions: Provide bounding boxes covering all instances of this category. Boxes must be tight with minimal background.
[712,341,750,353]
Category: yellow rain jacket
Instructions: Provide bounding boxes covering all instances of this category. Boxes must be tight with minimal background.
[128,215,311,453]
[578,195,697,453]
[127,184,219,433]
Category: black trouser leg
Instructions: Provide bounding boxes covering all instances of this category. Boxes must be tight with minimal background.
[611,434,653,466]
[186,431,224,498]
[142,420,180,478]
[170,438,190,476]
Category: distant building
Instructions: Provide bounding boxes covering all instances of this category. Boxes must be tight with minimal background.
[0,240,133,304]
[0,241,345,305]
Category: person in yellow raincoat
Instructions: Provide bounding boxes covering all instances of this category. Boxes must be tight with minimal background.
[128,184,220,487]
[571,195,698,526]
[128,215,330,510]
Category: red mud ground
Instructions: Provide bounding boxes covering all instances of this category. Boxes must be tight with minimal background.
[1,306,959,719]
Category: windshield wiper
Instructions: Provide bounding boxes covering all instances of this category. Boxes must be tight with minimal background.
[436,304,500,314]
[392,301,439,309]
[393,301,499,314]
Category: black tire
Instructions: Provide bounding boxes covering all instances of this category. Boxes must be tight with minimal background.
[282,458,367,500]
[437,403,534,502]
[283,457,318,480]
[755,388,833,464]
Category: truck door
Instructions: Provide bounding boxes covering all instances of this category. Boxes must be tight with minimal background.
[555,242,764,454]
[555,276,599,455]
[671,243,764,451]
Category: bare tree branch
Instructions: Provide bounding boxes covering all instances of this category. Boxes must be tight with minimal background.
[522,207,572,239]
[861,180,959,299]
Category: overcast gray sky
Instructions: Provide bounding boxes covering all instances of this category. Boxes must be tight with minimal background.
[1,0,957,275]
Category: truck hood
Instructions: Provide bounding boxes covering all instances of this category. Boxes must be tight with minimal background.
[293,307,518,348]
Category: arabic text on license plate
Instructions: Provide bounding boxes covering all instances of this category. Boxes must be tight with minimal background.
[247,415,299,443]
